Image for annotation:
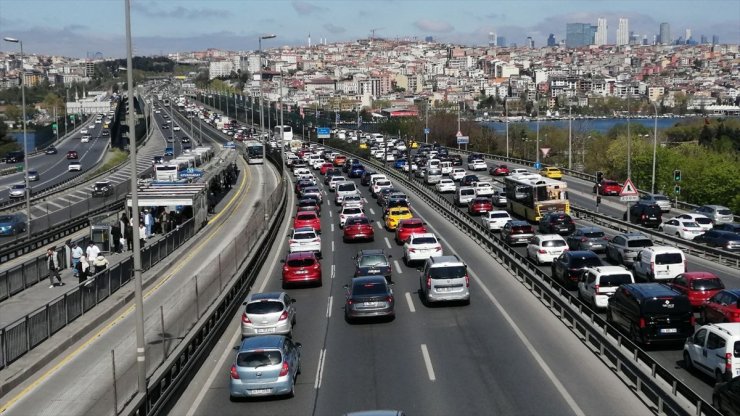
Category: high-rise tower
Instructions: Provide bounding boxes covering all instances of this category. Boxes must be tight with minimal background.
[617,18,629,46]
[488,32,497,48]
[659,22,671,45]
[595,18,608,45]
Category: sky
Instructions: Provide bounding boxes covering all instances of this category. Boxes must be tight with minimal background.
[0,0,738,58]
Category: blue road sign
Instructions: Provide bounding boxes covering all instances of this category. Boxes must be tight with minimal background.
[317,127,331,139]
[424,128,430,134]
[534,162,542,169]
[180,168,204,178]
[224,141,236,149]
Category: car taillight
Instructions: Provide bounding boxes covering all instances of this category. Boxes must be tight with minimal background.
[279,311,288,321]
[289,239,296,244]
[409,248,416,253]
[639,318,646,328]
[426,277,431,289]
[241,312,251,324]
[641,214,647,220]
[581,237,588,242]
[594,285,600,294]
[279,361,290,377]
[283,266,289,272]
[313,263,320,269]
[465,275,470,287]
[435,246,442,251]
[386,296,393,303]
[538,249,547,254]
[230,364,240,379]
[650,261,655,275]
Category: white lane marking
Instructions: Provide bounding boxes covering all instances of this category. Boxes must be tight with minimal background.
[384,237,392,249]
[326,199,330,206]
[420,344,436,381]
[326,296,333,318]
[314,349,327,389]
[331,264,335,279]
[331,223,335,233]
[393,260,403,274]
[328,210,332,218]
[376,221,383,230]
[331,241,335,251]
[186,324,242,416]
[369,208,375,215]
[405,292,416,312]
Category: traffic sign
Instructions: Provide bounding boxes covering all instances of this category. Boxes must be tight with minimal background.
[456,135,469,145]
[620,195,639,202]
[534,162,541,169]
[619,178,638,197]
[317,127,331,139]
[456,131,463,137]
[424,128,430,135]
[540,147,551,158]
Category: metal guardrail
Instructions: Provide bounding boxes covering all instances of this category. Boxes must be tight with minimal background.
[328,145,719,416]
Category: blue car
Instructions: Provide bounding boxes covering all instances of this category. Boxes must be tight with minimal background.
[164,147,174,156]
[393,159,407,170]
[348,164,366,178]
[0,213,26,236]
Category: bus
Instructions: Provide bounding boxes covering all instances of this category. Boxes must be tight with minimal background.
[503,173,569,222]
[274,125,293,144]
[154,164,180,182]
[245,140,264,165]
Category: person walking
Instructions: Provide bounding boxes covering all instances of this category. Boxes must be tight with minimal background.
[46,247,63,287]
[86,242,100,261]
[92,254,109,272]
[125,223,134,251]
[139,223,147,247]
[111,224,122,253]
[70,242,83,277]
[76,255,89,284]
[144,210,154,238]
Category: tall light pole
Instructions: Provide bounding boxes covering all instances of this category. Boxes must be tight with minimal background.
[258,34,276,221]
[279,69,285,164]
[568,103,572,170]
[424,100,429,144]
[123,0,146,395]
[504,97,509,158]
[4,37,31,238]
[535,93,541,166]
[651,101,659,194]
[626,90,632,223]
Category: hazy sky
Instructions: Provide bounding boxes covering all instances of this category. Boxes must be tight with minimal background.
[1,0,738,58]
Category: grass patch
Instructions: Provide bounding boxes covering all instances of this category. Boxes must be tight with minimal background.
[93,148,129,175]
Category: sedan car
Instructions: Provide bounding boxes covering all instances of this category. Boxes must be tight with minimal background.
[473,181,494,197]
[551,250,604,288]
[300,186,323,203]
[482,210,513,232]
[343,216,375,243]
[538,212,575,235]
[0,213,26,236]
[282,251,322,288]
[526,234,568,265]
[229,335,301,400]
[435,178,456,193]
[658,218,704,240]
[460,175,480,187]
[403,233,443,265]
[8,183,26,198]
[540,167,563,179]
[673,213,714,232]
[288,227,321,257]
[703,289,740,323]
[450,168,466,181]
[354,249,392,282]
[501,220,535,246]
[694,230,740,251]
[566,226,609,252]
[593,180,621,196]
[44,146,58,155]
[297,196,321,215]
[319,162,334,175]
[489,164,510,176]
[468,159,487,171]
[348,164,366,178]
[468,197,493,215]
[66,150,78,159]
[240,292,297,338]
[667,272,724,308]
[344,276,395,323]
[293,211,321,233]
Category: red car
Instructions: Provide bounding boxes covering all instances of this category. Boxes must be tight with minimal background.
[703,289,740,323]
[333,155,347,167]
[66,150,78,159]
[593,180,621,196]
[320,163,334,175]
[293,210,321,233]
[489,164,510,176]
[343,216,375,242]
[282,251,322,288]
[395,218,427,245]
[468,197,493,215]
[668,272,725,308]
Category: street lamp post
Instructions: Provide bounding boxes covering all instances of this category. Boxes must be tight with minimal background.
[651,101,659,194]
[535,95,541,166]
[505,98,509,159]
[4,37,32,239]
[424,100,429,144]
[568,103,572,170]
[258,34,276,221]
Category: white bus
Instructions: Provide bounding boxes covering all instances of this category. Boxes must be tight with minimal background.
[245,140,264,165]
[274,125,293,143]
[154,164,180,182]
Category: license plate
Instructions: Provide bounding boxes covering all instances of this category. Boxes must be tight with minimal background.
[368,270,380,274]
[660,328,677,334]
[364,302,377,307]
[250,389,271,395]
[657,270,668,275]
[296,270,307,274]
[256,328,276,334]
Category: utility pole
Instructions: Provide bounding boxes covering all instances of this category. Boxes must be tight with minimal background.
[568,104,572,170]
[424,101,429,144]
[626,91,632,223]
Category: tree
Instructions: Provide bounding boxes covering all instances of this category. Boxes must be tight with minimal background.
[4,104,21,122]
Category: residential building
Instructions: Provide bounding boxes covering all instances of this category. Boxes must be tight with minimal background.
[566,23,596,48]
[209,60,233,79]
[595,18,608,46]
[617,18,629,46]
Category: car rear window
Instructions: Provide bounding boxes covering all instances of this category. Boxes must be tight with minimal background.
[0,215,14,222]
[694,218,712,225]
[627,239,653,248]
[429,265,466,279]
[718,209,732,215]
[690,279,724,291]
[347,217,370,226]
[655,253,683,265]
[359,255,387,267]
[542,240,566,247]
[246,301,284,314]
[402,222,423,229]
[353,282,388,296]
[338,184,356,192]
[584,231,605,238]
[605,181,619,186]
[734,341,740,358]
[512,226,533,234]
[642,297,691,315]
[237,350,282,367]
[599,274,633,287]
[461,189,475,196]
[343,208,362,215]
[297,213,316,220]
[293,232,316,240]
[489,213,510,218]
[287,257,315,267]
[412,237,438,244]
[570,256,603,268]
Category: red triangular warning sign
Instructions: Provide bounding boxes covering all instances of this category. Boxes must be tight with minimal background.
[619,178,638,196]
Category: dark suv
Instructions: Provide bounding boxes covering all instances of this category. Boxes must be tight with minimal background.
[624,203,662,228]
[538,212,576,235]
[360,171,377,186]
[354,249,392,282]
[501,221,535,245]
[606,283,694,346]
[551,251,603,288]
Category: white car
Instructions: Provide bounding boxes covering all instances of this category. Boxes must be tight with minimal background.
[468,159,487,171]
[341,194,364,209]
[88,124,95,129]
[482,210,512,231]
[658,218,705,240]
[328,176,347,192]
[338,206,364,228]
[450,168,466,181]
[577,266,634,309]
[297,173,317,185]
[384,154,396,162]
[435,178,456,193]
[473,181,494,197]
[8,184,26,198]
[403,233,443,265]
[81,135,90,143]
[173,125,181,131]
[293,167,311,178]
[80,129,89,135]
[68,161,82,172]
[402,162,418,172]
[288,227,321,256]
[372,179,393,197]
[311,158,325,170]
[672,213,713,232]
[526,234,568,265]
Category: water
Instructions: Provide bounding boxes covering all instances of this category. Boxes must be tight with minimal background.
[482,117,703,134]
[9,132,36,151]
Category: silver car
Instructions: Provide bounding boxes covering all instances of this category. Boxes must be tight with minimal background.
[229,335,301,400]
[419,255,470,304]
[639,193,672,212]
[604,232,653,267]
[566,226,609,253]
[240,292,296,338]
[694,205,734,225]
[8,184,26,198]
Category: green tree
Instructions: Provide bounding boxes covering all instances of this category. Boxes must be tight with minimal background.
[4,104,21,122]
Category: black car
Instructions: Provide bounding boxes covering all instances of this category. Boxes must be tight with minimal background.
[448,154,463,166]
[606,283,694,346]
[92,181,114,197]
[713,376,740,416]
[551,251,603,288]
[4,151,24,163]
[360,171,377,186]
[624,203,662,228]
[460,174,480,187]
[354,249,392,282]
[538,212,576,235]
[467,153,484,163]
[694,229,740,251]
[715,223,740,233]
[44,146,58,155]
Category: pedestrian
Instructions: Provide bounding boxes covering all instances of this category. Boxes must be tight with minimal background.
[139,223,147,247]
[92,254,109,272]
[111,224,122,253]
[125,224,134,251]
[144,210,154,238]
[119,235,127,252]
[70,242,83,277]
[46,247,63,287]
[76,255,89,284]
[86,242,100,261]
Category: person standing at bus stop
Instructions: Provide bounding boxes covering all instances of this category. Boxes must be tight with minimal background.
[70,242,83,277]
[47,247,63,288]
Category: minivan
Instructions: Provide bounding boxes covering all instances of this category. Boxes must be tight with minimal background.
[335,181,359,205]
[419,255,470,305]
[607,283,694,346]
[632,246,687,281]
[424,168,442,185]
[454,186,476,206]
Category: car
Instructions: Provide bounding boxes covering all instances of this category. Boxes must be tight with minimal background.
[294,179,313,195]
[624,202,662,228]
[343,276,395,322]
[335,181,359,205]
[605,232,654,268]
[686,324,740,385]
[424,168,442,185]
[526,234,568,265]
[551,250,604,288]
[460,175,480,187]
[173,125,181,131]
[453,186,476,207]
[694,229,740,251]
[322,169,341,184]
[371,179,393,198]
[328,175,348,192]
[341,194,365,209]
[240,292,297,338]
[658,218,705,240]
[489,164,510,176]
[161,124,169,129]
[318,162,334,175]
[81,135,90,143]
[354,249,392,282]
[668,272,725,308]
[472,181,494,197]
[538,212,575,235]
[501,220,535,246]
[481,210,512,232]
[540,167,563,179]
[414,167,427,179]
[467,153,484,163]
[229,334,301,400]
[164,147,174,157]
[348,164,366,178]
[0,213,26,236]
[435,178,456,193]
[673,213,714,232]
[401,161,419,172]
[606,283,694,346]
[288,227,321,257]
[632,246,687,281]
[403,233,443,265]
[68,162,82,172]
[88,124,95,129]
[180,137,189,143]
[450,168,466,181]
[694,205,734,225]
[715,223,740,233]
[343,216,375,243]
[491,190,507,207]
[593,179,621,196]
[419,255,470,305]
[394,218,426,245]
[704,290,740,324]
[297,196,321,215]
[281,251,322,288]
[80,129,88,134]
[360,171,377,186]
[92,180,114,197]
[333,155,347,167]
[509,168,530,175]
[293,211,321,233]
[26,170,39,182]
[339,205,364,228]
[467,197,493,215]
[66,150,78,159]
[713,375,740,413]
[468,159,487,171]
[638,193,672,212]
[566,226,609,252]
[44,146,58,155]
[384,206,413,231]
[577,266,635,309]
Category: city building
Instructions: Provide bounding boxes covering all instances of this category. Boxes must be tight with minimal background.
[488,32,497,48]
[496,36,507,47]
[712,35,719,45]
[595,18,608,46]
[547,34,557,47]
[566,23,597,48]
[526,37,535,49]
[208,60,233,80]
[659,22,671,45]
[617,18,629,46]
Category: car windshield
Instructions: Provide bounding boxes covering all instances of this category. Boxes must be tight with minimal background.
[583,231,605,238]
[412,237,437,245]
[287,257,315,267]
[429,266,466,279]
[542,240,566,247]
[690,279,724,290]
[237,350,282,367]
[359,255,388,267]
[246,300,284,314]
[599,274,633,287]
[352,281,388,296]
[569,256,603,268]
[627,239,653,248]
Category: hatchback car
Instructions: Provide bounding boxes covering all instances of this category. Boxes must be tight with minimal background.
[339,206,364,228]
[639,193,672,212]
[293,211,321,233]
[343,216,375,243]
[282,251,322,288]
[551,250,604,288]
[66,150,78,159]
[566,226,608,252]
[501,221,535,246]
[605,232,654,267]
[468,159,487,171]
[403,233,443,265]
[490,164,510,176]
[395,218,427,245]
[241,292,297,338]
[229,335,301,400]
[0,213,26,236]
[540,167,563,179]
[673,213,714,232]
[26,170,39,182]
[482,210,512,232]
[319,162,334,175]
[703,290,740,324]
[348,164,366,178]
[44,146,58,155]
[694,205,734,225]
[450,168,466,181]
[624,203,662,228]
[526,234,569,265]
[354,249,392,282]
[468,197,493,215]
[344,276,395,322]
[460,175,480,187]
[538,212,576,235]
[288,227,321,257]
[68,161,82,172]
[297,196,321,215]
[435,178,456,193]
[92,180,114,197]
[668,272,725,308]
[594,180,621,196]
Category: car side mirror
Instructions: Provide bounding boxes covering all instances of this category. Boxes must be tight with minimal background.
[280,259,285,264]
[295,342,302,348]
[291,299,297,303]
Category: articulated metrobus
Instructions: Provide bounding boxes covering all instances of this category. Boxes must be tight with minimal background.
[504,173,570,222]
[245,140,264,165]
[154,164,180,182]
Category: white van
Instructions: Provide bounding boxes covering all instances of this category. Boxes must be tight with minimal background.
[440,161,453,175]
[425,168,442,185]
[335,181,359,205]
[454,187,476,206]
[632,246,686,281]
[426,159,441,170]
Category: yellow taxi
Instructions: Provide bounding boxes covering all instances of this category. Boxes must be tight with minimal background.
[384,207,413,230]
[409,141,419,149]
[540,166,563,179]
[359,142,368,149]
